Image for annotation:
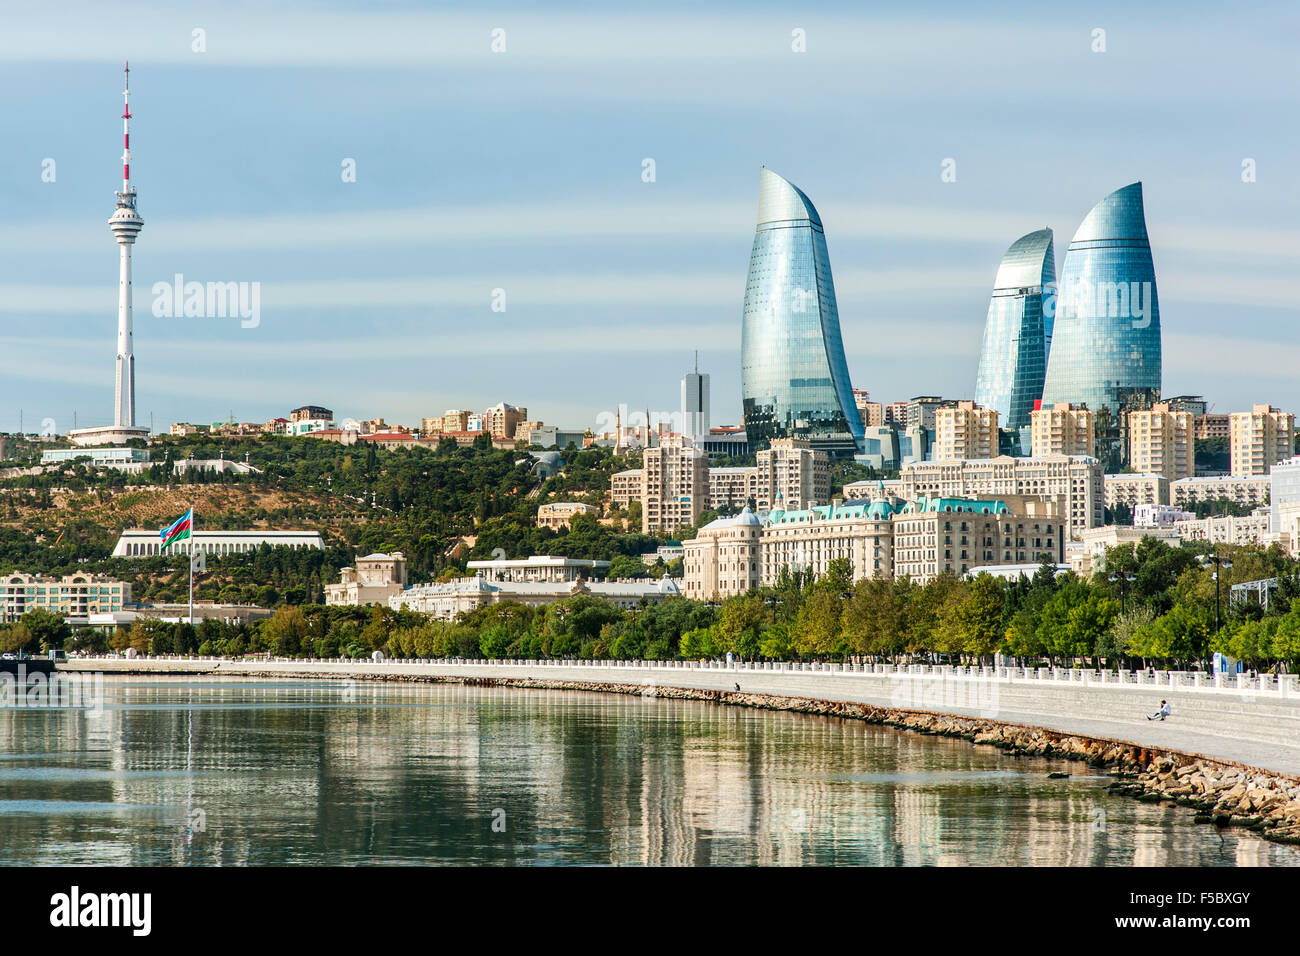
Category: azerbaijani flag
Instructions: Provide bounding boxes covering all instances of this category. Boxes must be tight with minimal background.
[159,508,193,551]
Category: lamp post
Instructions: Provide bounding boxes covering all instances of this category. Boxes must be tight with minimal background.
[1198,547,1233,640]
[1109,571,1136,615]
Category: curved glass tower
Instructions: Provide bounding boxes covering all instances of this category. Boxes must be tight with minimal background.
[1040,182,1161,418]
[741,168,863,456]
[973,229,1055,431]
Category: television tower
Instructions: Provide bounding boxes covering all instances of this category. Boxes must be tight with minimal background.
[108,61,143,428]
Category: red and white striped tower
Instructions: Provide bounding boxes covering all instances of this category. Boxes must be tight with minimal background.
[108,61,143,429]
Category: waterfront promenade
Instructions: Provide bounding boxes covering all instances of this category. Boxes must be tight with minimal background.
[61,657,1300,776]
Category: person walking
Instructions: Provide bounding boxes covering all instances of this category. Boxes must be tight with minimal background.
[1147,699,1171,721]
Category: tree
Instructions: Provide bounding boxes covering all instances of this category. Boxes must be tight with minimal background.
[718,593,768,659]
[953,575,1004,660]
[262,605,310,657]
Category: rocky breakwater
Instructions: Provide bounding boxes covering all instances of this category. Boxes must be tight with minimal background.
[1107,758,1300,846]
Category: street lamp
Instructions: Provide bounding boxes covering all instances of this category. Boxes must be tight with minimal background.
[1197,547,1233,639]
[1109,571,1136,614]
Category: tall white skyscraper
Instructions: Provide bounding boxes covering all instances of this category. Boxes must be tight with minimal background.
[681,353,710,438]
[69,63,151,448]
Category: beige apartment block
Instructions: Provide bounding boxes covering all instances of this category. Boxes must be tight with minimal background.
[610,469,644,508]
[483,402,529,440]
[933,401,999,461]
[708,467,757,511]
[536,501,599,530]
[1104,473,1170,509]
[1196,414,1230,441]
[1230,404,1295,477]
[641,436,709,535]
[1171,475,1272,509]
[900,454,1102,540]
[1127,403,1194,481]
[1031,402,1095,458]
[755,438,830,511]
[1174,510,1275,548]
[681,508,765,601]
[854,390,884,428]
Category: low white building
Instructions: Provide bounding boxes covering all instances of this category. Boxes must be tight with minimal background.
[1133,503,1194,527]
[113,529,324,558]
[464,555,610,583]
[1173,509,1277,548]
[390,574,681,620]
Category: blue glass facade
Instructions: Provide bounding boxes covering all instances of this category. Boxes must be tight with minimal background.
[973,229,1055,431]
[741,169,863,456]
[1041,183,1161,418]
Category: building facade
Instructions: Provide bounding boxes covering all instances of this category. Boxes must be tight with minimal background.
[2,573,131,624]
[933,401,999,461]
[1230,404,1295,477]
[1031,402,1095,458]
[1104,473,1170,509]
[891,496,1063,583]
[641,437,709,535]
[536,502,599,530]
[740,168,863,456]
[325,552,407,606]
[681,508,765,601]
[899,454,1103,540]
[974,229,1055,430]
[1127,402,1194,481]
[112,529,324,558]
[1170,475,1272,509]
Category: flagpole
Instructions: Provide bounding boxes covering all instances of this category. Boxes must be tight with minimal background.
[188,503,194,626]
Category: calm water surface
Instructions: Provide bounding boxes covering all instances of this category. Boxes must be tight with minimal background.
[0,678,1294,866]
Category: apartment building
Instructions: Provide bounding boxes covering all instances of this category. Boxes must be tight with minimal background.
[1171,475,1272,510]
[2,572,131,624]
[641,436,709,535]
[610,469,644,508]
[933,401,999,461]
[1127,402,1194,481]
[1104,473,1170,509]
[536,502,599,530]
[1030,402,1095,458]
[483,402,529,440]
[1230,404,1295,477]
[899,454,1102,540]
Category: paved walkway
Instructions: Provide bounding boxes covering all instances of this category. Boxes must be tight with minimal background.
[62,658,1300,776]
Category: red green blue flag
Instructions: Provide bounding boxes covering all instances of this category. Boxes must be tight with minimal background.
[159,509,193,551]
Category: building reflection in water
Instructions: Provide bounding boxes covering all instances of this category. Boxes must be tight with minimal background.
[0,678,1293,867]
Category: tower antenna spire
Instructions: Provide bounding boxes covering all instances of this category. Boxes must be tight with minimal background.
[121,61,132,194]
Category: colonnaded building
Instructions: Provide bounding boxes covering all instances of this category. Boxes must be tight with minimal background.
[112,529,324,558]
[682,486,1066,601]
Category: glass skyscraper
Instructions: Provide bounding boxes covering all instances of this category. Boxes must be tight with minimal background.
[741,168,863,456]
[1040,182,1162,419]
[973,229,1055,431]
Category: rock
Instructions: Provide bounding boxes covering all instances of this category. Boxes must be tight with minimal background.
[1047,771,1070,779]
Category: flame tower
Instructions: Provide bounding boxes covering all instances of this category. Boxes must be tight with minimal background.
[70,63,150,447]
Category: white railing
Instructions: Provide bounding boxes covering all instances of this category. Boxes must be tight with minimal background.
[66,654,1299,698]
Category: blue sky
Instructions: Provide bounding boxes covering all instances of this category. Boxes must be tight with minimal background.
[3,1,1298,434]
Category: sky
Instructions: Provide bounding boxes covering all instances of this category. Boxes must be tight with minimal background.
[2,0,1298,435]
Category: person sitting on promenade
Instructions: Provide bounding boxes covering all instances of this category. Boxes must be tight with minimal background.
[1147,700,1171,721]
